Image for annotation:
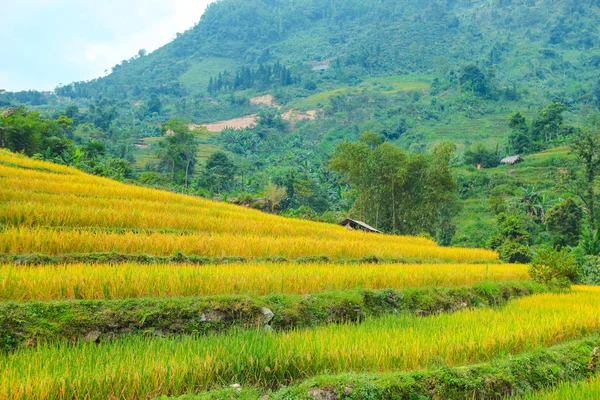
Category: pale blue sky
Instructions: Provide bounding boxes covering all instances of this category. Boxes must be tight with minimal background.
[0,0,215,91]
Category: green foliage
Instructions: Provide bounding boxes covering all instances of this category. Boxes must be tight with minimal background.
[489,212,532,263]
[532,103,569,144]
[330,134,457,237]
[577,256,600,285]
[577,228,600,257]
[463,143,499,168]
[529,247,577,289]
[147,94,162,115]
[497,240,532,264]
[508,111,534,154]
[546,199,583,248]
[139,172,172,186]
[280,206,338,223]
[104,158,134,181]
[202,151,237,192]
[208,62,298,94]
[488,195,508,216]
[0,107,73,159]
[459,65,493,98]
[155,118,198,186]
[567,131,600,231]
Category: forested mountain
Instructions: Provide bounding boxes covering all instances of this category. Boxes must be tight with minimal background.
[54,0,600,103]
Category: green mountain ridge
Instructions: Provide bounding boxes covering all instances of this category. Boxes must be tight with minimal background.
[55,0,600,108]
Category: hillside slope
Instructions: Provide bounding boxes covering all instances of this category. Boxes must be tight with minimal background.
[58,0,600,103]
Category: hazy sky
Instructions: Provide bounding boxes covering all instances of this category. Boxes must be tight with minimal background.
[0,0,215,92]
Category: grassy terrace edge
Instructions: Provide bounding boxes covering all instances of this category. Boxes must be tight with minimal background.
[0,252,499,266]
[0,281,543,351]
[166,336,600,400]
[525,374,600,399]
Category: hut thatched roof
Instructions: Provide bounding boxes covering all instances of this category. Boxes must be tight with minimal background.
[501,155,524,165]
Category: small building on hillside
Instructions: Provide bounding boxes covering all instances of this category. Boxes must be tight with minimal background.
[340,219,382,233]
[501,155,524,166]
[312,64,330,72]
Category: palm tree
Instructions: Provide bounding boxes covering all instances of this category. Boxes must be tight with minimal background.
[513,187,557,223]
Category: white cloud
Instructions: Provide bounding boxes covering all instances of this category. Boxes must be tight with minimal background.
[1,0,216,91]
[74,0,214,82]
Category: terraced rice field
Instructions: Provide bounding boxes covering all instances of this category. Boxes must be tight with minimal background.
[0,150,497,262]
[2,288,600,399]
[0,149,598,400]
[0,262,528,301]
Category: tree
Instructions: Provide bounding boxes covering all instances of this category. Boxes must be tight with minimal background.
[0,107,73,160]
[463,143,499,168]
[594,80,600,108]
[546,199,582,248]
[263,183,287,212]
[64,105,81,125]
[531,102,568,144]
[381,118,408,140]
[330,133,457,238]
[562,131,600,233]
[55,116,74,138]
[147,95,162,115]
[508,111,532,154]
[293,178,315,206]
[508,111,529,132]
[156,119,197,186]
[204,151,236,192]
[459,65,492,98]
[529,247,577,289]
[104,158,133,181]
[489,212,532,263]
[74,123,106,142]
[513,187,554,223]
[0,107,41,155]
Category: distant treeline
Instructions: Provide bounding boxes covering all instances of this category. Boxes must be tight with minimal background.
[208,62,298,94]
[0,90,48,107]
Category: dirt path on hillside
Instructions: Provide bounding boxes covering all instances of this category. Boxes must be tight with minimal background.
[191,94,317,133]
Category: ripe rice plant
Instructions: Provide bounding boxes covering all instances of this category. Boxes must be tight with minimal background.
[0,227,499,262]
[524,375,600,399]
[0,262,528,301]
[0,150,498,262]
[1,287,599,400]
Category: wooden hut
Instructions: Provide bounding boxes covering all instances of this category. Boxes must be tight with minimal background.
[500,155,524,166]
[339,219,381,233]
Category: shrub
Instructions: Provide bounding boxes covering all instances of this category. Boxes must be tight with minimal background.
[578,256,600,285]
[529,247,577,289]
[546,199,582,248]
[498,239,531,263]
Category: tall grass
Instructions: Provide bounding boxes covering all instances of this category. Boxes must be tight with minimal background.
[2,287,599,399]
[0,150,498,262]
[0,262,528,301]
[0,227,498,262]
[524,375,600,399]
